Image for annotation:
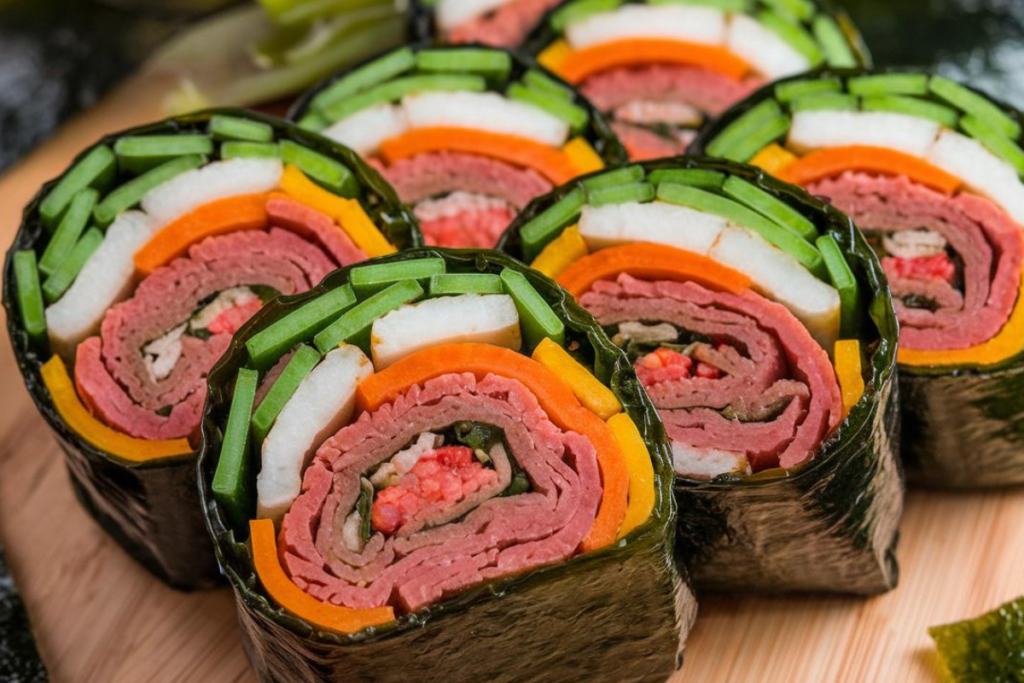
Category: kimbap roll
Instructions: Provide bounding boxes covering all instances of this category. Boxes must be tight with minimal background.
[197,250,694,683]
[525,0,867,160]
[4,111,417,588]
[693,70,1024,488]
[291,44,626,248]
[499,158,902,593]
[411,0,563,47]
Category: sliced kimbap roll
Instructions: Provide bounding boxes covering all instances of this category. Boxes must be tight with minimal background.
[291,44,626,249]
[525,0,868,160]
[411,0,559,47]
[198,250,694,683]
[4,110,417,588]
[499,158,902,593]
[693,70,1024,488]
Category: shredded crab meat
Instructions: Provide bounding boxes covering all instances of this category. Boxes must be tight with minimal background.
[635,347,722,387]
[413,191,511,222]
[369,432,445,489]
[612,321,678,346]
[142,323,186,382]
[613,100,704,128]
[882,229,948,259]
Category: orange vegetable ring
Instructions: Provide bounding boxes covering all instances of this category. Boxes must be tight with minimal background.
[556,242,751,298]
[555,39,753,84]
[356,343,629,551]
[778,145,963,196]
[133,193,271,275]
[379,127,580,185]
[41,355,192,463]
[250,519,395,634]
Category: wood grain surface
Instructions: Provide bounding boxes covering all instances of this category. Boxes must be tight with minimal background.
[1,75,1022,683]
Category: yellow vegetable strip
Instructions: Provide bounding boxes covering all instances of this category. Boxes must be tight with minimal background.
[562,137,605,176]
[834,339,865,417]
[531,338,621,420]
[608,413,656,539]
[530,224,588,278]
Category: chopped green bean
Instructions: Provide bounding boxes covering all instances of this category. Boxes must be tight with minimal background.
[13,250,46,344]
[212,368,259,530]
[250,345,322,444]
[246,284,357,368]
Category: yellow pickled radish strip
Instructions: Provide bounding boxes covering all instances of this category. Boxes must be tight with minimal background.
[899,270,1024,367]
[750,143,798,176]
[834,339,865,417]
[250,519,395,633]
[41,355,192,462]
[530,224,588,278]
[562,137,605,176]
[531,337,621,420]
[537,39,572,73]
[280,164,395,257]
[608,413,655,539]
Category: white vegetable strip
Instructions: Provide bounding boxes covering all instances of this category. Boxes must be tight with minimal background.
[725,14,811,80]
[566,5,726,50]
[402,91,571,147]
[787,111,941,158]
[435,0,510,30]
[927,129,1024,227]
[257,344,374,521]
[45,211,158,357]
[578,201,726,253]
[323,104,408,157]
[141,158,283,227]
[371,294,522,369]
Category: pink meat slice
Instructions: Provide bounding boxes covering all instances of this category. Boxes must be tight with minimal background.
[266,196,367,266]
[74,228,336,440]
[807,172,1024,350]
[580,64,763,117]
[278,372,602,613]
[580,274,841,471]
[381,151,552,208]
[611,122,690,161]
[446,0,565,47]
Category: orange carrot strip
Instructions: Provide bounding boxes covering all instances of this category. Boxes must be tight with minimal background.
[379,127,579,185]
[41,355,192,463]
[134,193,271,275]
[899,269,1024,367]
[555,39,752,84]
[250,519,394,633]
[556,243,751,298]
[778,146,962,195]
[356,343,629,551]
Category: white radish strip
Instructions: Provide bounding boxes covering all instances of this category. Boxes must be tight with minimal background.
[672,442,750,480]
[928,129,1024,227]
[788,111,941,158]
[257,344,373,521]
[371,294,521,369]
[436,0,509,30]
[726,14,810,79]
[710,226,841,350]
[141,158,282,227]
[577,201,726,253]
[402,91,570,147]
[45,211,158,358]
[323,103,409,157]
[565,5,726,50]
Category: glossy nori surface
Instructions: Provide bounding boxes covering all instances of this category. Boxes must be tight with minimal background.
[197,249,695,683]
[690,68,1024,489]
[0,541,48,683]
[287,41,628,169]
[499,157,903,594]
[3,109,419,589]
[929,596,1024,683]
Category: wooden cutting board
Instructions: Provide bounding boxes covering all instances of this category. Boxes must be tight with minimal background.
[1,74,1022,683]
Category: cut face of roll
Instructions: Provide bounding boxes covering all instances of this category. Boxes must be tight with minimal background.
[501,159,902,595]
[695,70,1024,367]
[527,0,867,160]
[692,70,1024,488]
[504,160,880,481]
[5,111,416,588]
[200,252,691,681]
[292,45,626,249]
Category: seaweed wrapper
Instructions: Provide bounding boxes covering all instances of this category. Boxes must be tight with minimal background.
[499,157,903,594]
[690,67,1024,489]
[197,249,695,683]
[2,109,420,589]
[930,596,1024,683]
[0,541,48,683]
[287,41,628,170]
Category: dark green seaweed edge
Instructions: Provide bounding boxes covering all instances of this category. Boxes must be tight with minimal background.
[521,0,872,70]
[3,108,421,473]
[196,248,682,644]
[690,65,1024,379]
[287,40,629,168]
[0,541,49,682]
